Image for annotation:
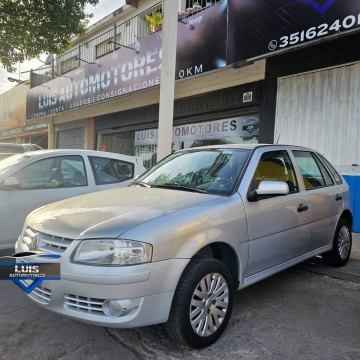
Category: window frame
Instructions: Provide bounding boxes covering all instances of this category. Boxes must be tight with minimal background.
[12,155,87,190]
[60,56,78,75]
[89,156,135,185]
[249,150,299,199]
[95,34,122,59]
[292,150,335,190]
[317,153,343,185]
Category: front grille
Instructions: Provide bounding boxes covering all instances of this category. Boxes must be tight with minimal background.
[38,232,73,254]
[21,280,52,304]
[64,294,105,316]
[22,227,73,254]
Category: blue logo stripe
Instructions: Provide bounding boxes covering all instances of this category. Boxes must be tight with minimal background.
[278,0,335,15]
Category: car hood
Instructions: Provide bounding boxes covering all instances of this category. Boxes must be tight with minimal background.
[27,187,221,239]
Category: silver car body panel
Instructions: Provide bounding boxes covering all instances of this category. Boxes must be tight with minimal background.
[15,144,352,328]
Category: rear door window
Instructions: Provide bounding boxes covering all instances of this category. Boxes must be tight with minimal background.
[293,151,334,189]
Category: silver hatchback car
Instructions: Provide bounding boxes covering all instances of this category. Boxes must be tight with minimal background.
[15,145,352,348]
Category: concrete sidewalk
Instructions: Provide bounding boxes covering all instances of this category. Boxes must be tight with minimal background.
[298,232,360,283]
[347,232,360,276]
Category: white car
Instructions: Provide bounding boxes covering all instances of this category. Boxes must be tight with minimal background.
[0,143,43,161]
[0,149,146,251]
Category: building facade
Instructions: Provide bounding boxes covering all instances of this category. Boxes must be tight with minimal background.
[24,0,360,230]
[0,84,48,147]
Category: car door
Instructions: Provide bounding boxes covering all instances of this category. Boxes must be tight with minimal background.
[242,148,310,277]
[0,155,91,248]
[292,150,343,251]
[88,156,137,191]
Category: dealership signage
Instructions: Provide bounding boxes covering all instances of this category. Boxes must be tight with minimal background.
[135,116,259,146]
[26,34,162,120]
[0,123,48,138]
[26,1,360,120]
[228,0,360,63]
[26,3,227,121]
[0,84,48,138]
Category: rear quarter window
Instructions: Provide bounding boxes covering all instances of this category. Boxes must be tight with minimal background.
[89,156,134,185]
[317,154,343,185]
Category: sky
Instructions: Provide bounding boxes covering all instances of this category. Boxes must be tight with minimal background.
[0,0,126,95]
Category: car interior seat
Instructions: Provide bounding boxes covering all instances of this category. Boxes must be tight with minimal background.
[73,170,86,185]
[50,168,64,183]
[253,158,288,189]
[117,165,132,180]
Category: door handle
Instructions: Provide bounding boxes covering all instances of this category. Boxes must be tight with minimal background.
[335,194,343,201]
[297,204,308,212]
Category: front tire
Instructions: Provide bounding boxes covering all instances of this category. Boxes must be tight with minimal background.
[322,218,352,266]
[165,257,234,348]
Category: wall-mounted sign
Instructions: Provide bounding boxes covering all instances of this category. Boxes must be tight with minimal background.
[135,115,259,146]
[26,3,227,121]
[176,2,227,79]
[0,85,27,131]
[243,91,253,103]
[228,0,360,63]
[26,33,162,121]
[26,1,360,121]
[0,84,48,139]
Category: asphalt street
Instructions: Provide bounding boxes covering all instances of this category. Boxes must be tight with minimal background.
[0,237,359,360]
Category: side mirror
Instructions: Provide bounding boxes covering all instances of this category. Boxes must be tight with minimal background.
[248,180,289,202]
[1,177,20,190]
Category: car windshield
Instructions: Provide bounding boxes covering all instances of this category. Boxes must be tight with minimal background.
[0,154,31,175]
[134,148,250,195]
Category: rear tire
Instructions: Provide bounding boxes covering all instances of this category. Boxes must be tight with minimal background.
[322,218,352,267]
[165,257,234,348]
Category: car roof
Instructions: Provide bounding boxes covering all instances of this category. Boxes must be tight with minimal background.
[15,149,142,161]
[0,143,31,147]
[179,144,314,151]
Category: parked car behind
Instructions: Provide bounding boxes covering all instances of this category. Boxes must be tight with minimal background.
[0,149,146,251]
[15,145,352,348]
[0,143,42,161]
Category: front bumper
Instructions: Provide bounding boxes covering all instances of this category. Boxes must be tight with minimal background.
[16,238,189,327]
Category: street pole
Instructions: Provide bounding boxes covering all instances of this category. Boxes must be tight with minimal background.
[157,0,178,162]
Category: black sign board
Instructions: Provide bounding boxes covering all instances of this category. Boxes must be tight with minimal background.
[228,0,360,63]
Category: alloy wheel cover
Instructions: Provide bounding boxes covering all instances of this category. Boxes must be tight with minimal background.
[338,225,351,260]
[189,272,229,337]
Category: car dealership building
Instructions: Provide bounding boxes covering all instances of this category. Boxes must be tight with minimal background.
[15,0,360,230]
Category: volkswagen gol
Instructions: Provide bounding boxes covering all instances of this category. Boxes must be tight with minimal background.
[15,145,352,348]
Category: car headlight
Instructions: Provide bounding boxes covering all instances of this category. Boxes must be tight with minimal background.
[72,239,152,266]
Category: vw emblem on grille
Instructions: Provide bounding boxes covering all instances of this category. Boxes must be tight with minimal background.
[32,233,39,250]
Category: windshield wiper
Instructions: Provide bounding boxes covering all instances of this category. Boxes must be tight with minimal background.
[131,180,151,188]
[152,183,207,193]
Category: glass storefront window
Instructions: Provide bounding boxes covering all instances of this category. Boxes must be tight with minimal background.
[97,131,135,156]
[97,114,259,169]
